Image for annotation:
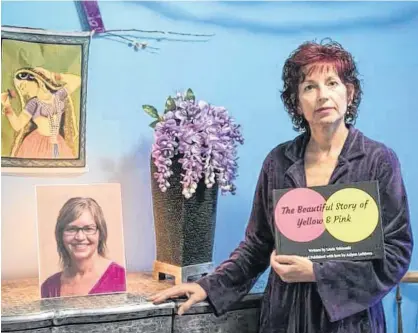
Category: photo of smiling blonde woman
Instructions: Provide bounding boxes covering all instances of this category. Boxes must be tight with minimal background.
[36,184,127,299]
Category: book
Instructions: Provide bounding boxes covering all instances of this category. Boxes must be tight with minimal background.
[273,181,384,262]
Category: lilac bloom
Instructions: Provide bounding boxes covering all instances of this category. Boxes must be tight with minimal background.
[151,90,244,198]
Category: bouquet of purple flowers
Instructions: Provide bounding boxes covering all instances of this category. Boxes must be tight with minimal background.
[143,89,244,199]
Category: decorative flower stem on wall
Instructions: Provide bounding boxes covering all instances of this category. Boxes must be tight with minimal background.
[79,0,215,53]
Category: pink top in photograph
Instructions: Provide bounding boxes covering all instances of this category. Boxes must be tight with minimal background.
[40,262,126,298]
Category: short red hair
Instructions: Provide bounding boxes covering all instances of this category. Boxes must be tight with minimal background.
[281,39,362,132]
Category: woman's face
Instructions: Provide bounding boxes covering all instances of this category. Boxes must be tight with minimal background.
[62,210,100,263]
[14,72,40,98]
[297,64,354,129]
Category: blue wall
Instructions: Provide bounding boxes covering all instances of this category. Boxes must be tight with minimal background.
[2,1,417,331]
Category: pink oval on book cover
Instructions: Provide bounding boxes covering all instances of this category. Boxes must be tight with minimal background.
[275,188,326,242]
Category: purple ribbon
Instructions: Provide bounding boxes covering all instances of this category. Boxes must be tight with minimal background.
[81,0,105,33]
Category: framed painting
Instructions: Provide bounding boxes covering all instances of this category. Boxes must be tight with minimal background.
[1,26,90,171]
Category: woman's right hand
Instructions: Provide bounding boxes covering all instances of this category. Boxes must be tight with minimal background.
[1,92,11,107]
[148,283,208,315]
[1,93,12,116]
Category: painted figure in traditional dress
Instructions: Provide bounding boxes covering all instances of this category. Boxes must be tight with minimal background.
[1,67,80,159]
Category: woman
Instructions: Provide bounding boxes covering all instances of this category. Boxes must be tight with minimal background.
[41,197,126,299]
[149,40,413,333]
[1,67,80,159]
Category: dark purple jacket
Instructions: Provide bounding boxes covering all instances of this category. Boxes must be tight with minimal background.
[197,125,413,333]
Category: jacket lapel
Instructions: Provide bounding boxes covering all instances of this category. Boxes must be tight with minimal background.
[283,125,366,187]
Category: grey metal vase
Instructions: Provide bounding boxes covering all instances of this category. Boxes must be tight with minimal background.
[150,155,219,267]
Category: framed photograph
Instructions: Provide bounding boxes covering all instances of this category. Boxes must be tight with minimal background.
[1,26,90,171]
[36,183,127,299]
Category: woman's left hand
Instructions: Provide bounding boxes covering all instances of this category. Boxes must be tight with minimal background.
[270,250,316,283]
